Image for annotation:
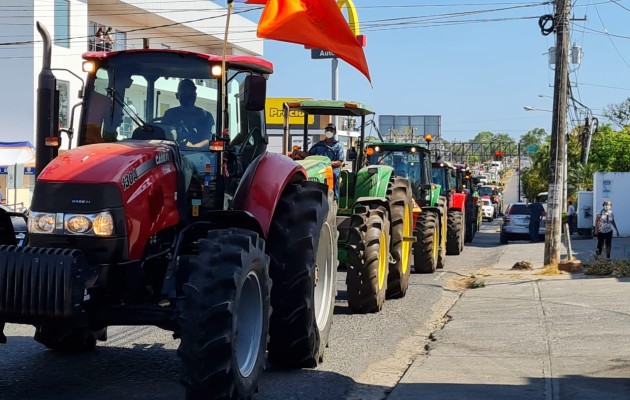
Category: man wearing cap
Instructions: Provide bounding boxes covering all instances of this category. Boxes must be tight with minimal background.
[308,123,345,200]
[163,79,215,148]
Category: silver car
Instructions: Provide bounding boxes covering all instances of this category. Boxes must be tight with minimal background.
[500,202,545,244]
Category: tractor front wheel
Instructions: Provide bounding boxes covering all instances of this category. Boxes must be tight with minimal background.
[446,211,464,255]
[346,204,390,313]
[413,211,438,273]
[178,229,270,400]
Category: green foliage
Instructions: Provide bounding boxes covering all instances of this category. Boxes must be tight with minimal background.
[589,125,630,171]
[603,97,630,129]
[567,162,596,192]
[520,128,549,149]
[521,167,548,201]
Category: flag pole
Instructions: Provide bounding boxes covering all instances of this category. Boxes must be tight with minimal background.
[221,0,234,136]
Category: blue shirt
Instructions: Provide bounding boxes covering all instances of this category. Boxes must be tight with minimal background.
[309,139,345,169]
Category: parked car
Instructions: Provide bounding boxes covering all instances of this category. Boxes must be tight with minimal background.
[480,198,495,221]
[0,204,27,245]
[500,202,545,244]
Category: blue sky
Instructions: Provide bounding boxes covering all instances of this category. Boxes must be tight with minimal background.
[237,0,630,142]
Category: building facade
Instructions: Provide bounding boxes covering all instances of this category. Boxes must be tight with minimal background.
[0,0,263,146]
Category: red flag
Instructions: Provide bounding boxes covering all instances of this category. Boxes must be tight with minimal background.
[256,0,370,82]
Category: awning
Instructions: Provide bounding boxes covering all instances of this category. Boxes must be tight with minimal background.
[0,141,36,175]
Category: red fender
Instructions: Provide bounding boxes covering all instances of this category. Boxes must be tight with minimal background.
[233,152,306,237]
[450,192,466,212]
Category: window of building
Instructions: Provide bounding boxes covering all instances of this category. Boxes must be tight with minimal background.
[54,0,70,48]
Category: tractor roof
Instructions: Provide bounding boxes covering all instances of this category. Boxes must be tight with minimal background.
[83,49,274,74]
[432,161,456,169]
[367,142,430,153]
[285,100,374,116]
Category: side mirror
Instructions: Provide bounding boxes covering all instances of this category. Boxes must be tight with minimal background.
[346,147,357,161]
[242,75,266,111]
[424,184,433,191]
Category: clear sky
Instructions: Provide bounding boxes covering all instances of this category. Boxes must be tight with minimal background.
[237,0,630,142]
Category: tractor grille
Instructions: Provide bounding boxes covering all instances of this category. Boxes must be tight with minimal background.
[0,245,89,320]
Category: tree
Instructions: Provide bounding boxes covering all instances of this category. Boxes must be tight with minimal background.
[567,163,596,192]
[589,124,630,171]
[520,128,548,149]
[603,97,630,129]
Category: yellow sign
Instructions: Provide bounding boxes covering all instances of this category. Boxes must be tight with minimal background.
[265,98,315,126]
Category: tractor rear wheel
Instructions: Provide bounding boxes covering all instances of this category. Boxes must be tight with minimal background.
[413,211,438,273]
[178,229,270,400]
[446,211,463,255]
[266,181,337,368]
[386,177,413,298]
[346,204,390,313]
[34,326,98,353]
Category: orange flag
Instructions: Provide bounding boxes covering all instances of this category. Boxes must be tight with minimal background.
[255,0,371,82]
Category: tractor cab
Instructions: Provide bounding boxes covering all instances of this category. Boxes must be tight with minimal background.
[431,161,457,200]
[68,50,271,216]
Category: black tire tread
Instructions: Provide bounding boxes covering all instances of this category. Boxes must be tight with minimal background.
[178,228,271,400]
[413,211,438,273]
[266,180,336,368]
[346,204,390,313]
[446,211,463,255]
[386,177,413,298]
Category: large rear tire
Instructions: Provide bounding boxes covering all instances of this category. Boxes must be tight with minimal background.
[413,211,438,273]
[178,229,271,400]
[386,177,413,298]
[446,211,463,255]
[346,204,390,313]
[266,181,337,368]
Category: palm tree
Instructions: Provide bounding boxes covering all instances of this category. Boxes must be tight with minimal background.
[568,162,596,193]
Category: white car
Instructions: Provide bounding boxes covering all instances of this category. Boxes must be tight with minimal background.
[480,198,495,221]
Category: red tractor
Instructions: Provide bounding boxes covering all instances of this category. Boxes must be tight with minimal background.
[0,25,338,400]
[454,164,481,243]
[431,161,468,255]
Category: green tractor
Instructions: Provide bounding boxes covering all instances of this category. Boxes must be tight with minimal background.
[364,142,447,274]
[284,100,415,313]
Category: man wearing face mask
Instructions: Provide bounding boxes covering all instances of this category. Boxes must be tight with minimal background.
[163,79,215,148]
[308,123,345,200]
[594,200,620,260]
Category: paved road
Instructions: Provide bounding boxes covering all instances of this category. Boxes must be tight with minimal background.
[0,221,508,400]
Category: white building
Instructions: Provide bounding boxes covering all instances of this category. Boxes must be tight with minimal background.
[0,0,263,145]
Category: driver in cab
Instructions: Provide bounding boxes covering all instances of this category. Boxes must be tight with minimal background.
[308,123,345,200]
[163,79,215,148]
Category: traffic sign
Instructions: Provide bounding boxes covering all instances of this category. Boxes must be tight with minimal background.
[527,145,539,153]
[311,49,336,59]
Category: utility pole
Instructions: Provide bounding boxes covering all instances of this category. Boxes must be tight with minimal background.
[544,0,571,266]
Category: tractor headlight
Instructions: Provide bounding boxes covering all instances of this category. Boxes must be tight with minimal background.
[65,215,93,234]
[93,212,114,236]
[29,211,115,236]
[65,211,114,236]
[29,212,56,234]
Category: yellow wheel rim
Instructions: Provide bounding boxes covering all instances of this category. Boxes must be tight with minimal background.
[401,205,412,274]
[432,222,439,264]
[378,231,387,289]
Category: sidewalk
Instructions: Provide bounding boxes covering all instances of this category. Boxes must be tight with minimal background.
[388,236,630,400]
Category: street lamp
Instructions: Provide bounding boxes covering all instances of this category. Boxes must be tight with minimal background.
[523,106,552,113]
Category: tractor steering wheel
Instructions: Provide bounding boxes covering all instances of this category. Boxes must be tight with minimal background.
[309,143,337,161]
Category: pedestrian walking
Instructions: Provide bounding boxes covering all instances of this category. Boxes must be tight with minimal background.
[594,200,620,260]
[567,200,577,235]
[528,196,546,243]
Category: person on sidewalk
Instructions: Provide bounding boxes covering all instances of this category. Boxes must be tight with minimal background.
[529,197,546,242]
[594,200,620,260]
[567,200,577,235]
